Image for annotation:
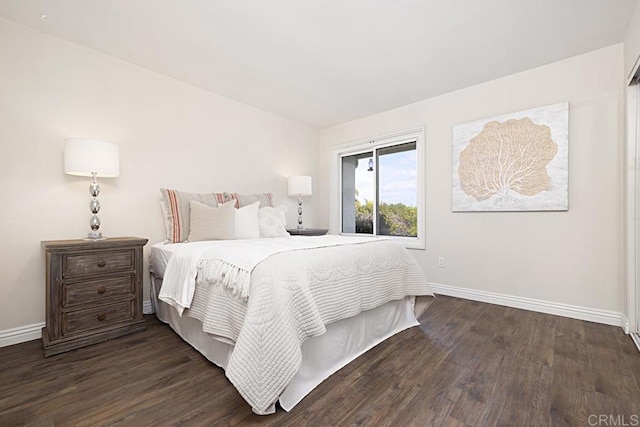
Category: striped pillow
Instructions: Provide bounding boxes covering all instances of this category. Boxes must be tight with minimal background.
[225,192,274,209]
[160,189,227,243]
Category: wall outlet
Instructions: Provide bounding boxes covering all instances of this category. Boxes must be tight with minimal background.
[438,256,445,268]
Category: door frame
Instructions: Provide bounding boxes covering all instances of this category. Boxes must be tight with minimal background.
[626,62,640,341]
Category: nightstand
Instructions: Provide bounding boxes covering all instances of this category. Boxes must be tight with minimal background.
[287,228,329,236]
[41,237,148,357]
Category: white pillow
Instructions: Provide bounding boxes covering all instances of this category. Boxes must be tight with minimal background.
[258,206,289,237]
[235,201,260,239]
[188,200,236,241]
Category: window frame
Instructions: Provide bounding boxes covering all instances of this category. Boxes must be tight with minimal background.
[330,127,426,250]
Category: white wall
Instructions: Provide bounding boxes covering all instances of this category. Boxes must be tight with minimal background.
[0,18,319,331]
[319,45,625,313]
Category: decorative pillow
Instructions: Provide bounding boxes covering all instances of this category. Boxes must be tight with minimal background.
[187,200,236,242]
[160,188,227,243]
[159,200,173,243]
[235,201,260,239]
[258,205,289,237]
[225,192,274,209]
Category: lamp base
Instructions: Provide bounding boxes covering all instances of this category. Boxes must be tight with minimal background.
[84,231,106,241]
[297,196,305,231]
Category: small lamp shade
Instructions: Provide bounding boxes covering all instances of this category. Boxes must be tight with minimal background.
[64,138,120,177]
[288,176,312,197]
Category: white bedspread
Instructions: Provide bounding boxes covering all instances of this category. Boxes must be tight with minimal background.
[159,235,387,313]
[159,236,432,414]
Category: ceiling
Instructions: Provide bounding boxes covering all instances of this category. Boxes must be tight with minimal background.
[0,0,637,128]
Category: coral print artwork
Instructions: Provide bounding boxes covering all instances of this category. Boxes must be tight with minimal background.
[452,102,569,212]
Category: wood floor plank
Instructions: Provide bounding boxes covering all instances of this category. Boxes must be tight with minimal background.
[513,310,556,366]
[1,295,639,427]
[482,358,554,426]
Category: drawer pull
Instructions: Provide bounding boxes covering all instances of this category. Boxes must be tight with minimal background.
[97,313,106,321]
[97,286,107,294]
[97,260,106,268]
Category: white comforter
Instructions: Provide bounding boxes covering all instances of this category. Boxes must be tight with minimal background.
[159,235,391,312]
[159,236,432,414]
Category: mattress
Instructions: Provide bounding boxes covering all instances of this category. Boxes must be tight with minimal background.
[150,241,183,279]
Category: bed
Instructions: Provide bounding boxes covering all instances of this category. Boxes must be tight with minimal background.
[150,190,433,414]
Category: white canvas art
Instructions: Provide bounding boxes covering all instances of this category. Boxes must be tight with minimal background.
[452,102,569,212]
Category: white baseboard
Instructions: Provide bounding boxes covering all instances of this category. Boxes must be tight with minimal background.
[622,314,631,334]
[143,300,154,315]
[430,282,626,330]
[0,322,45,348]
[0,289,626,348]
[1,302,155,349]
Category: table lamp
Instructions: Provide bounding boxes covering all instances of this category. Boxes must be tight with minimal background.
[288,176,312,230]
[64,138,119,240]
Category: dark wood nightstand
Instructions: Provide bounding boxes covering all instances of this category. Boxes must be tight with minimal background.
[41,237,148,357]
[287,228,329,236]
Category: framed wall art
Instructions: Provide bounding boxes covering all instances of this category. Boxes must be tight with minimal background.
[452,102,569,212]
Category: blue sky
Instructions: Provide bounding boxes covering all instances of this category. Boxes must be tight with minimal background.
[355,150,417,207]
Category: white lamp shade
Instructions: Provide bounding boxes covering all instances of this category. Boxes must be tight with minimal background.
[288,176,312,196]
[64,138,120,177]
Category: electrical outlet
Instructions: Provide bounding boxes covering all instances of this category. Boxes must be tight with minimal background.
[438,256,445,268]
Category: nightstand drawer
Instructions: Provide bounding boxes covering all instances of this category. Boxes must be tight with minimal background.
[63,301,134,336]
[63,275,134,307]
[63,249,134,278]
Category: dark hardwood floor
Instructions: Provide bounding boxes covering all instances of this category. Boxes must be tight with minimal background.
[1,296,639,426]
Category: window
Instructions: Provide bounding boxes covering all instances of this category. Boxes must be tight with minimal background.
[331,128,425,249]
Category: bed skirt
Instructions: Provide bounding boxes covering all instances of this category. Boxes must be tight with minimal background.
[150,273,422,412]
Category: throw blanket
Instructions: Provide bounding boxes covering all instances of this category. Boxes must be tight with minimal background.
[163,236,433,414]
[159,235,387,313]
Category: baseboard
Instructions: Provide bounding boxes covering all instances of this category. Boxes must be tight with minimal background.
[622,314,631,334]
[0,290,625,348]
[143,300,154,315]
[1,302,154,348]
[430,282,625,329]
[0,322,45,348]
